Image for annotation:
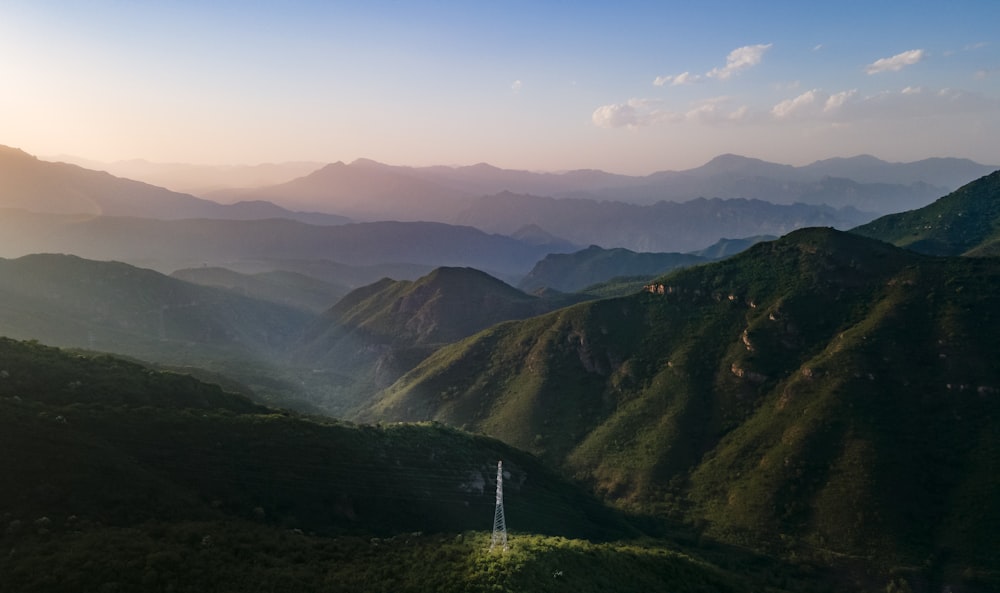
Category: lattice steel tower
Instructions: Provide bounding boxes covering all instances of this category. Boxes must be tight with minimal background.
[490,460,509,552]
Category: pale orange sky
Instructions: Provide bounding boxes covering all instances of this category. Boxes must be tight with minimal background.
[2,1,999,174]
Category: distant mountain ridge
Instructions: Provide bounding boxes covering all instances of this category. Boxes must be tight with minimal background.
[0,253,313,407]
[800,154,995,187]
[0,145,348,225]
[170,266,351,314]
[54,154,324,193]
[9,144,993,258]
[519,237,777,294]
[0,211,569,277]
[210,152,996,224]
[455,192,868,253]
[518,245,706,293]
[210,159,472,221]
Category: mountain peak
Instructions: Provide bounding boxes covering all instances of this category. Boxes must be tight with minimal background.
[0,144,34,160]
[349,157,390,168]
[805,154,887,168]
[691,153,797,177]
[509,224,575,249]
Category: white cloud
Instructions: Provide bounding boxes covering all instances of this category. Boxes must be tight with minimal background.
[654,71,701,87]
[593,96,747,128]
[653,44,770,87]
[707,43,773,80]
[771,89,820,119]
[592,99,674,128]
[824,89,858,111]
[686,97,751,123]
[865,49,926,74]
[511,80,523,93]
[768,86,998,123]
[596,84,998,130]
[592,102,639,128]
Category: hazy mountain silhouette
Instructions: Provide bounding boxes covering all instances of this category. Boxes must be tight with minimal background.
[454,192,869,253]
[587,154,970,212]
[170,266,351,314]
[0,145,348,225]
[211,153,995,225]
[55,154,324,193]
[202,258,438,291]
[209,159,471,221]
[802,154,997,187]
[0,210,570,277]
[0,254,310,401]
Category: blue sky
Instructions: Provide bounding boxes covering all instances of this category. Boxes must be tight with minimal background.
[2,0,998,173]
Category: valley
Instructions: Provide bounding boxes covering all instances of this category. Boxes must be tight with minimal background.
[8,3,1000,589]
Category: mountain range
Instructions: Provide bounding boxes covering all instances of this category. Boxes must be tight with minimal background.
[77,152,995,209]
[3,143,1000,591]
[54,154,324,194]
[518,245,707,293]
[8,145,995,257]
[293,267,590,414]
[211,153,996,223]
[0,145,348,225]
[517,236,777,295]
[0,252,594,416]
[11,338,764,593]
[454,192,863,253]
[0,253,312,405]
[362,225,1000,578]
[0,212,569,278]
[169,266,351,314]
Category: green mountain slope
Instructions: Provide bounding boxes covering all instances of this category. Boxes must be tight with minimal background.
[852,169,1000,255]
[364,228,1000,574]
[295,267,586,414]
[519,245,706,293]
[0,337,623,538]
[0,253,311,405]
[171,266,350,314]
[0,337,800,593]
[689,235,777,259]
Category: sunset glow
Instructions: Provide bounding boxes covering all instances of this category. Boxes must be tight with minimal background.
[2,0,998,173]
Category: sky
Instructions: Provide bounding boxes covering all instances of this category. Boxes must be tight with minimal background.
[2,0,999,174]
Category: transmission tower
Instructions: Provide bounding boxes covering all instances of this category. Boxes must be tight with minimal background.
[490,460,509,552]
